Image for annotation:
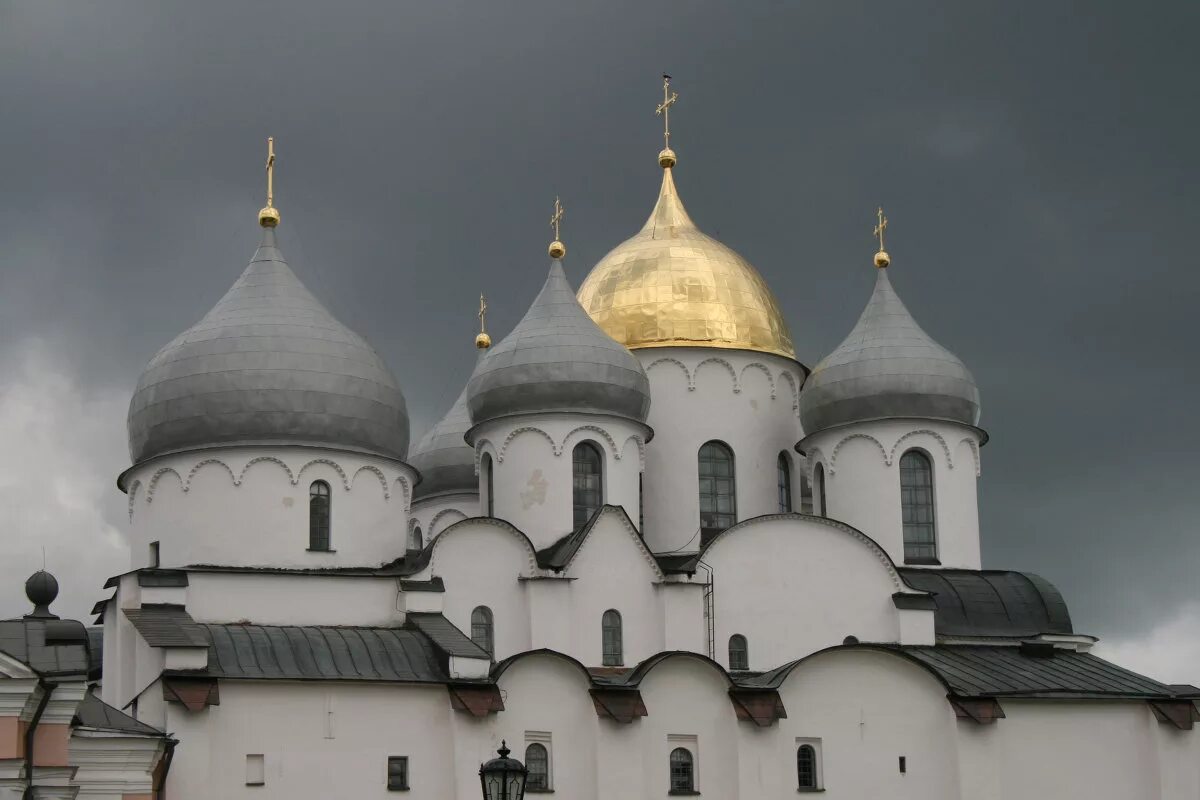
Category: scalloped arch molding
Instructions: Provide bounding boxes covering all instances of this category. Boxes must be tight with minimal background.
[809,428,981,478]
[474,427,648,469]
[645,356,801,412]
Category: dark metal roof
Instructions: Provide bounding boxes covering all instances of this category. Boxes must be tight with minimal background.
[654,553,700,574]
[405,613,490,659]
[897,568,1072,638]
[123,607,209,648]
[0,618,92,678]
[138,570,189,588]
[186,624,447,683]
[399,576,445,593]
[74,692,164,736]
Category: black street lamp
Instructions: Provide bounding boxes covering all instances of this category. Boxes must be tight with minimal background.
[479,740,527,800]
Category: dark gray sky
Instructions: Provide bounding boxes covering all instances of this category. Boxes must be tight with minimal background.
[1,1,1197,674]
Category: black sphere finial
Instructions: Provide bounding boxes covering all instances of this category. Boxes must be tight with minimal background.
[25,570,60,620]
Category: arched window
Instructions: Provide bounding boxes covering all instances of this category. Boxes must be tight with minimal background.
[698,441,736,540]
[900,450,937,563]
[777,452,793,513]
[408,525,423,551]
[602,609,623,666]
[525,743,550,791]
[482,454,495,517]
[799,469,814,514]
[797,745,818,790]
[728,634,749,671]
[470,606,494,657]
[669,748,694,793]
[813,463,827,517]
[572,442,603,528]
[309,481,331,551]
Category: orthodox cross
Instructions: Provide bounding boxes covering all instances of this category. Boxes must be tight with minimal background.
[550,197,564,241]
[265,137,276,208]
[874,206,888,251]
[655,74,679,149]
[478,293,488,335]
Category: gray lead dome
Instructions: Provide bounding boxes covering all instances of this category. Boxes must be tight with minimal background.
[410,364,477,501]
[127,228,409,464]
[467,260,650,426]
[799,268,980,434]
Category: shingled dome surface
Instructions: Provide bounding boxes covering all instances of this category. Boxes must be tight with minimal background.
[127,228,409,463]
[410,369,477,501]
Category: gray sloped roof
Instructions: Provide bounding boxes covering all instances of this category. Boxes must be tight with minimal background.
[123,606,210,647]
[467,260,650,426]
[800,267,979,434]
[897,568,1072,638]
[405,613,490,659]
[188,623,447,683]
[0,618,92,678]
[74,692,165,736]
[127,227,409,464]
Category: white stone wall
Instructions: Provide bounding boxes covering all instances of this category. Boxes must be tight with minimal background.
[636,347,805,554]
[802,419,984,569]
[123,445,417,570]
[408,492,477,549]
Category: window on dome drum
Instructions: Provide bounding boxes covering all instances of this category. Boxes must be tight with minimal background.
[669,747,695,794]
[572,441,604,528]
[408,525,422,552]
[813,463,827,518]
[387,756,409,791]
[799,469,814,515]
[900,450,938,563]
[728,634,749,671]
[797,743,821,791]
[482,454,495,517]
[309,481,331,551]
[148,540,160,568]
[698,441,736,541]
[525,743,550,791]
[777,452,793,513]
[471,606,494,657]
[602,609,623,666]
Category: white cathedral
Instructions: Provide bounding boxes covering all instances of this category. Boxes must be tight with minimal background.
[2,89,1199,799]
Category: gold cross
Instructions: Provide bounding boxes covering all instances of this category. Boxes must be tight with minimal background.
[655,74,678,149]
[478,293,488,334]
[550,196,564,241]
[265,137,276,207]
[874,206,888,251]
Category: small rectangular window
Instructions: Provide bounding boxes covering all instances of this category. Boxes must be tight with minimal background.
[245,754,265,786]
[899,755,907,774]
[149,540,160,568]
[387,756,409,791]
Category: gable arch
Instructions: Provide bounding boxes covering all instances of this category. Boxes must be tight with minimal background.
[626,650,734,688]
[431,516,540,574]
[492,648,595,686]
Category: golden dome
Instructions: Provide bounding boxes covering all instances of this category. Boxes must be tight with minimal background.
[577,164,795,359]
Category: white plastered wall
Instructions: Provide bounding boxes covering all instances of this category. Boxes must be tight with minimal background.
[636,347,805,554]
[408,492,477,549]
[802,419,983,569]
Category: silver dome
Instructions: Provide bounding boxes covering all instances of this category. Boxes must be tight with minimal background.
[127,228,409,464]
[410,360,478,501]
[799,268,980,435]
[467,260,650,426]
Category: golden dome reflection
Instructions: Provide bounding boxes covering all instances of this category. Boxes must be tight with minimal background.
[576,165,796,360]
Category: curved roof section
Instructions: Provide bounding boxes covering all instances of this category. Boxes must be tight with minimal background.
[127,227,409,464]
[410,362,478,501]
[799,267,979,435]
[897,568,1073,638]
[577,165,795,359]
[467,260,650,426]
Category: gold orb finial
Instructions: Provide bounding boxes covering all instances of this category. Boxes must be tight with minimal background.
[873,206,889,269]
[258,137,280,228]
[475,332,492,349]
[658,147,677,168]
[874,250,890,268]
[476,294,491,349]
[548,197,565,259]
[548,240,566,259]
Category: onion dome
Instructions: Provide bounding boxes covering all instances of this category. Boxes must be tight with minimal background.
[467,257,651,426]
[127,226,409,464]
[799,258,980,435]
[410,356,484,502]
[577,157,795,359]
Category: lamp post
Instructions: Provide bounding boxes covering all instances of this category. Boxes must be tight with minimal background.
[479,741,527,800]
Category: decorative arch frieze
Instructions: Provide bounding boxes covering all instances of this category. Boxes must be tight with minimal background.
[392,475,412,510]
[803,447,828,481]
[889,429,953,469]
[622,434,647,472]
[695,357,741,393]
[560,425,620,459]
[429,507,468,535]
[296,458,351,490]
[145,468,183,503]
[185,458,239,490]
[127,480,142,521]
[739,362,777,399]
[351,465,391,499]
[497,426,556,462]
[645,357,694,391]
[431,516,539,574]
[238,455,296,485]
[958,437,982,477]
[829,433,889,473]
[473,440,498,475]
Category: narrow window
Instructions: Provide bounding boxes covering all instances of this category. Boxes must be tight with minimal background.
[669,748,694,793]
[813,463,827,518]
[572,442,603,528]
[728,634,749,671]
[482,454,495,517]
[471,606,494,657]
[698,441,736,540]
[309,481,331,551]
[799,468,814,514]
[797,745,818,790]
[408,525,423,552]
[245,754,265,786]
[602,609,623,666]
[638,473,645,535]
[777,452,793,513]
[149,541,160,568]
[387,756,409,791]
[525,743,549,791]
[900,450,937,563]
